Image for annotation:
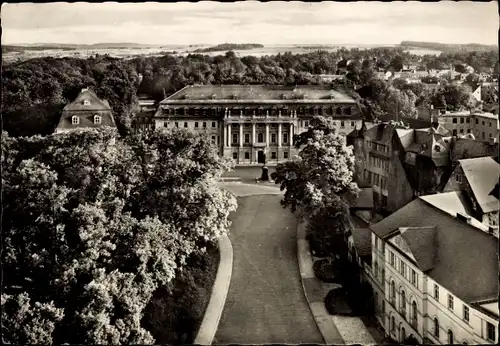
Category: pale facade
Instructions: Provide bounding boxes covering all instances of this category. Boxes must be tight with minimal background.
[155,85,363,165]
[364,198,499,345]
[473,113,499,142]
[436,111,499,142]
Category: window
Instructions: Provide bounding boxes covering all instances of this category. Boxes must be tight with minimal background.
[466,118,470,123]
[336,107,341,115]
[391,316,396,333]
[374,261,378,277]
[351,121,355,127]
[184,122,188,128]
[448,294,454,310]
[232,152,238,160]
[381,268,385,285]
[482,132,485,139]
[400,290,406,318]
[244,124,250,128]
[489,133,493,138]
[271,133,277,143]
[411,301,417,327]
[482,121,485,125]
[305,121,309,127]
[203,122,207,128]
[232,123,238,128]
[212,121,216,128]
[72,116,79,125]
[448,330,454,344]
[258,133,264,143]
[83,100,90,106]
[217,136,220,145]
[367,141,372,149]
[390,252,395,266]
[434,284,439,300]
[94,115,101,124]
[271,152,277,159]
[400,261,406,277]
[467,129,471,133]
[434,318,440,338]
[476,118,479,124]
[195,122,199,128]
[390,281,396,305]
[175,122,179,128]
[245,133,250,143]
[460,117,464,123]
[411,269,416,286]
[211,136,216,144]
[453,118,457,124]
[487,322,496,342]
[490,122,492,127]
[245,152,250,159]
[459,129,464,134]
[453,129,457,136]
[232,133,238,144]
[463,305,469,322]
[341,120,345,128]
[163,122,168,128]
[345,107,352,115]
[284,152,289,159]
[283,133,288,144]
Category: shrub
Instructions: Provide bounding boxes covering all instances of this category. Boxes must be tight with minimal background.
[313,258,340,283]
[324,287,355,316]
[306,233,329,257]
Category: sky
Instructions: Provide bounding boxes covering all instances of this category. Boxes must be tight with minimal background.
[2,1,498,46]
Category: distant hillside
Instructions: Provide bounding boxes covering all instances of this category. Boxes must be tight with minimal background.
[2,42,161,53]
[194,43,264,53]
[400,41,498,52]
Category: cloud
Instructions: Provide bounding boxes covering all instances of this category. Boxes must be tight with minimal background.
[1,1,497,45]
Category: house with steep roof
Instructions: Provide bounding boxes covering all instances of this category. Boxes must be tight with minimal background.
[365,197,498,345]
[54,88,116,134]
[442,157,500,235]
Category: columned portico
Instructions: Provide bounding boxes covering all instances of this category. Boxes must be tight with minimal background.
[227,124,232,147]
[278,123,282,147]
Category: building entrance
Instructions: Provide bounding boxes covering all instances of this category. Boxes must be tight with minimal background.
[257,150,265,164]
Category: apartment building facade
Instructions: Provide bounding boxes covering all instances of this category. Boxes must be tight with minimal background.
[363,197,498,345]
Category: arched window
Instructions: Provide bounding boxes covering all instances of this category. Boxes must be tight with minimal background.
[434,318,440,338]
[391,316,396,333]
[374,261,378,276]
[94,115,101,124]
[448,330,454,344]
[72,116,80,125]
[411,301,417,327]
[390,281,396,304]
[400,290,406,318]
[401,327,406,342]
[258,133,263,143]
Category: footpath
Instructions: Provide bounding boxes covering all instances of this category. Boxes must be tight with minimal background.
[193,235,233,345]
[297,220,380,345]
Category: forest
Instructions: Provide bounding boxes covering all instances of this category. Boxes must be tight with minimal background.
[2,47,498,137]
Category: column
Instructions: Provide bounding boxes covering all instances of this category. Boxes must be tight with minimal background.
[278,123,282,147]
[252,123,256,144]
[227,124,231,147]
[223,124,227,148]
[290,124,294,146]
[265,123,270,146]
[239,123,243,148]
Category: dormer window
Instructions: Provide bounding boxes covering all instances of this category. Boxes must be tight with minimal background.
[72,116,80,125]
[94,115,101,124]
[83,100,90,106]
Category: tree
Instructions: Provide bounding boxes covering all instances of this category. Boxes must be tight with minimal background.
[1,127,237,344]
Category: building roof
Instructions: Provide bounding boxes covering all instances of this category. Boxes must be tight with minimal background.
[364,122,400,144]
[56,88,115,132]
[352,187,374,210]
[420,192,489,232]
[62,88,112,112]
[450,138,498,163]
[404,128,451,166]
[459,157,500,213]
[351,228,372,257]
[370,197,498,303]
[160,85,357,105]
[473,112,499,120]
[398,226,437,272]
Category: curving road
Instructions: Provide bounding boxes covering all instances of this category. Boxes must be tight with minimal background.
[213,183,324,344]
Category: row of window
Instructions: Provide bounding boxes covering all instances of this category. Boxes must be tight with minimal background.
[433,283,472,326]
[389,251,418,287]
[167,121,218,128]
[369,156,391,170]
[451,117,494,127]
[432,316,495,343]
[365,171,388,189]
[163,106,355,117]
[232,151,289,160]
[230,132,289,145]
[72,115,101,125]
[367,141,390,153]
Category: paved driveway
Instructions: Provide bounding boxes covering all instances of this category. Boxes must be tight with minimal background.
[213,184,324,344]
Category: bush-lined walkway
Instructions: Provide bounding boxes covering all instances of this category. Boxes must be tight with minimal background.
[213,184,323,344]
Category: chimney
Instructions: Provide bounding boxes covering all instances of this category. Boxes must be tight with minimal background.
[456,212,471,223]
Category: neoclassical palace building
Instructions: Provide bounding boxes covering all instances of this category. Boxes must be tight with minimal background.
[154,85,363,164]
